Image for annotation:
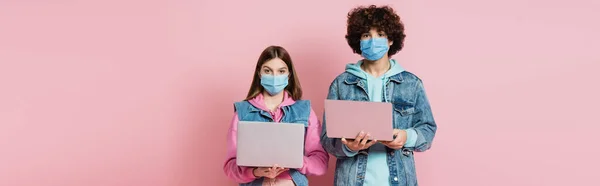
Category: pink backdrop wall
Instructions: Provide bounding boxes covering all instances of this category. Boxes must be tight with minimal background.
[1,0,599,185]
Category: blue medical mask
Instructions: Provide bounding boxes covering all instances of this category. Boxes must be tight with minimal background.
[260,74,289,95]
[360,38,390,60]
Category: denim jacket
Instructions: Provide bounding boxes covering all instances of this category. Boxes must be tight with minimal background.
[234,100,311,186]
[320,71,437,186]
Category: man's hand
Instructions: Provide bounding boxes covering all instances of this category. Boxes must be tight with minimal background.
[342,131,378,152]
[381,129,407,150]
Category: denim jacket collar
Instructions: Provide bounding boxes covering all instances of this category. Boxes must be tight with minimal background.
[343,72,404,85]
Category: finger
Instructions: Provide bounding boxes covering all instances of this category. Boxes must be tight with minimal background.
[381,141,398,149]
[392,130,402,142]
[341,138,349,145]
[365,139,378,148]
[390,141,404,149]
[360,133,370,146]
[394,139,405,148]
[258,167,267,173]
[391,140,400,144]
[392,129,400,136]
[276,165,286,171]
[275,167,283,173]
[342,138,359,151]
[274,168,286,176]
[365,132,374,143]
[392,145,403,150]
[266,170,276,178]
[355,131,365,142]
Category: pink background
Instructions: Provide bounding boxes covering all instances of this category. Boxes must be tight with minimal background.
[1,0,599,185]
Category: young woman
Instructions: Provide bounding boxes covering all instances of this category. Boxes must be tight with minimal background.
[223,46,329,186]
[320,5,438,186]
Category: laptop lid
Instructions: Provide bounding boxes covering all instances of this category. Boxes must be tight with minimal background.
[324,99,394,141]
[236,121,305,169]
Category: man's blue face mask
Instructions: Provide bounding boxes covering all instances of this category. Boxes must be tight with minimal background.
[360,38,390,60]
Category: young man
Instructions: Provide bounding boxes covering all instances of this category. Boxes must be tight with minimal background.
[321,5,437,186]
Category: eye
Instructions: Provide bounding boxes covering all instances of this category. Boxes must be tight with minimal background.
[263,69,271,73]
[361,34,370,38]
[279,70,286,74]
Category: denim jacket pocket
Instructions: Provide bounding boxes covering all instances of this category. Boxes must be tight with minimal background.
[393,102,416,116]
[393,103,416,129]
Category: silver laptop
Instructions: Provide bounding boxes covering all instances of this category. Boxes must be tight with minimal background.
[324,99,394,141]
[236,121,305,169]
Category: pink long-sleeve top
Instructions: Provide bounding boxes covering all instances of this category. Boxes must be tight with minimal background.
[223,92,329,183]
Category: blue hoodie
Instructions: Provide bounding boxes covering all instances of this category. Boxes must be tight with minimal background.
[342,59,418,185]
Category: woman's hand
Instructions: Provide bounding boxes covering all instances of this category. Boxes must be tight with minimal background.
[252,164,289,179]
[381,129,407,150]
[342,131,378,152]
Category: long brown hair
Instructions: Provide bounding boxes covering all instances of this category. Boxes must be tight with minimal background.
[245,46,303,100]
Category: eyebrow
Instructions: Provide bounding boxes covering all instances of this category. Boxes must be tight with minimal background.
[362,32,386,35]
[262,66,288,70]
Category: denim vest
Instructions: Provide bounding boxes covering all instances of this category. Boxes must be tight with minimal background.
[234,100,312,186]
[320,71,437,186]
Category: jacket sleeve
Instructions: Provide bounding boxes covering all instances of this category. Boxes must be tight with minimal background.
[408,80,437,152]
[222,112,257,183]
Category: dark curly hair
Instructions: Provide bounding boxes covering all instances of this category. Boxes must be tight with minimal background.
[345,5,406,57]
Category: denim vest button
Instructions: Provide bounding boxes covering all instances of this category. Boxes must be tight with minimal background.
[390,151,395,156]
[394,177,398,181]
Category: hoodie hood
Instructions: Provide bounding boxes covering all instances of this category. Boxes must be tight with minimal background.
[345,59,404,79]
[247,91,295,122]
[344,59,404,102]
[248,91,295,111]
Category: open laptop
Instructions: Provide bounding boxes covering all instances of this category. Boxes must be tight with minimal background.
[324,99,394,141]
[236,121,305,169]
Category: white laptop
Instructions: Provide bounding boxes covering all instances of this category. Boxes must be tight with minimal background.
[236,121,305,169]
[324,99,394,141]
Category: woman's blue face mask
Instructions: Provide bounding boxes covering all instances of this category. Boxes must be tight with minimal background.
[260,74,289,95]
